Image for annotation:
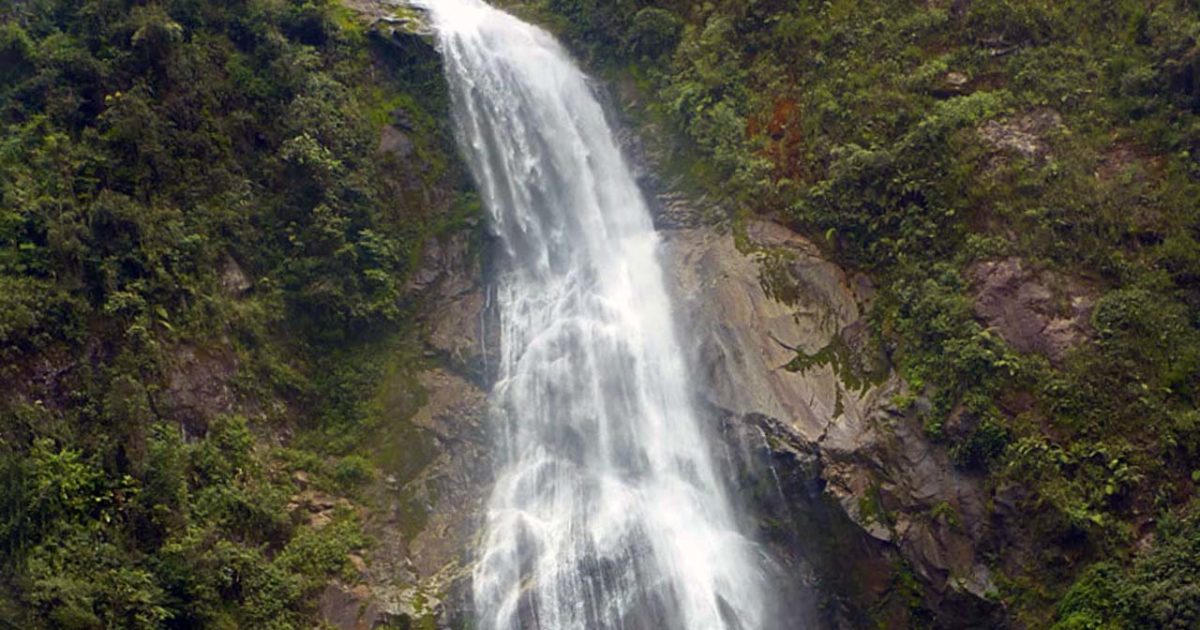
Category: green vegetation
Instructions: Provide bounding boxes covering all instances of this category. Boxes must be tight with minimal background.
[526,0,1200,624]
[1053,505,1200,629]
[5,0,1199,624]
[0,0,465,626]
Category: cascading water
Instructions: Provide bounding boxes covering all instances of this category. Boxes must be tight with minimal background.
[418,2,771,628]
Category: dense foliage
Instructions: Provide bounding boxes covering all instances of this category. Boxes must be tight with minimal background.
[1053,505,1200,629]
[0,0,461,626]
[525,0,1200,624]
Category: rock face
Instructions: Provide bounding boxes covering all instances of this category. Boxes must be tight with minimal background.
[317,5,496,628]
[661,220,1003,627]
[666,224,862,443]
[978,108,1063,161]
[321,189,498,629]
[316,233,494,630]
[219,254,251,296]
[410,229,498,384]
[160,344,238,438]
[969,257,1095,365]
[379,123,416,160]
[358,366,491,629]
[319,228,495,630]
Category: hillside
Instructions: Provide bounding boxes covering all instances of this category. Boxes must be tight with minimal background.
[0,0,474,626]
[506,0,1200,626]
[2,0,1200,628]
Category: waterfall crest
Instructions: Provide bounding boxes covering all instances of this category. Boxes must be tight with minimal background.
[418,2,770,628]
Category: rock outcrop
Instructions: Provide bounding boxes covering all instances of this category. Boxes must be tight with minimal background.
[319,218,495,630]
[667,225,850,442]
[354,365,491,629]
[978,108,1063,162]
[410,228,498,384]
[160,344,239,438]
[969,257,1095,365]
[661,219,1003,627]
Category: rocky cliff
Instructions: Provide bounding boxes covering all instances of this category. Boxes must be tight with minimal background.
[661,219,1003,628]
[333,2,1200,629]
[612,80,1009,627]
[309,8,498,628]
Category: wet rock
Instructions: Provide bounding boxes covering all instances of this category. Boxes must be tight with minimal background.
[404,369,489,578]
[745,219,860,345]
[409,230,499,384]
[607,78,728,229]
[665,227,830,440]
[663,222,874,443]
[663,218,1005,626]
[344,216,492,626]
[819,391,999,610]
[650,190,724,228]
[968,257,1095,365]
[363,367,490,628]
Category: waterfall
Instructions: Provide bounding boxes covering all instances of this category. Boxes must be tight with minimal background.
[417,2,770,628]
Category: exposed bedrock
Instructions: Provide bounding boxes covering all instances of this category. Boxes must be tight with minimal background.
[316,6,497,628]
[321,217,497,630]
[660,219,1006,628]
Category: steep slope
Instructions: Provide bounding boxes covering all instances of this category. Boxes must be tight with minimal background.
[624,90,1001,627]
[503,0,1200,627]
[0,0,489,627]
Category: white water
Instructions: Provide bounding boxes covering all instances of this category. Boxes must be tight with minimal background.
[418,2,769,628]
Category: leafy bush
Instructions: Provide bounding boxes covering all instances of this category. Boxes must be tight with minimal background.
[624,8,682,59]
[332,454,376,490]
[1054,505,1200,629]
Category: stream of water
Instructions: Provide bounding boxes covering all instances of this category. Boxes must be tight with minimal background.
[418,2,770,627]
